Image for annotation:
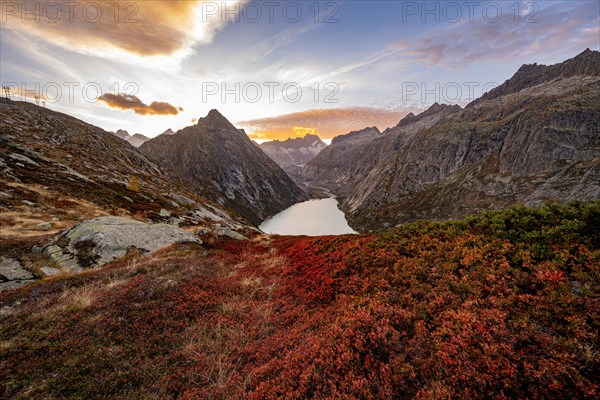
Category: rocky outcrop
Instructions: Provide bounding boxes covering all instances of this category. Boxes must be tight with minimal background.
[42,217,201,271]
[140,110,308,225]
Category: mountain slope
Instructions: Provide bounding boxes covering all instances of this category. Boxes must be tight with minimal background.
[140,110,307,225]
[302,49,600,231]
[0,99,248,238]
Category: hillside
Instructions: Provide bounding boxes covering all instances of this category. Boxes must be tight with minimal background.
[0,99,248,238]
[1,202,598,398]
[140,110,307,225]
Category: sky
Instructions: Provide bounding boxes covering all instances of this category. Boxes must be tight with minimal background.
[1,0,598,141]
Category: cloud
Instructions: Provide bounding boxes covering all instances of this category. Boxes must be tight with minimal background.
[98,93,182,116]
[391,1,600,69]
[238,107,407,140]
[1,1,246,65]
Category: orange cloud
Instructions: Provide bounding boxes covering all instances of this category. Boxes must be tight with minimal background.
[1,1,245,61]
[98,93,182,116]
[239,107,407,141]
[292,126,318,136]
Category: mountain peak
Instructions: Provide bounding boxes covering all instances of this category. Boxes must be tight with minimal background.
[140,111,307,224]
[196,109,236,130]
[262,134,325,147]
[198,109,231,127]
[207,108,225,118]
[114,129,130,139]
[259,134,327,169]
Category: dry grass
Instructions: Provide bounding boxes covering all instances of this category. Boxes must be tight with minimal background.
[0,339,15,351]
[57,284,98,311]
[105,273,128,289]
[0,181,112,239]
[241,275,262,287]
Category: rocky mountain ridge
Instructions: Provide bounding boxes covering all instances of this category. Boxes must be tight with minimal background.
[0,99,261,290]
[302,106,460,195]
[473,48,600,104]
[259,134,326,167]
[259,134,327,186]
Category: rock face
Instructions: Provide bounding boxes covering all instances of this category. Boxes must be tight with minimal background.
[260,134,327,168]
[301,49,600,231]
[140,110,308,225]
[43,217,202,271]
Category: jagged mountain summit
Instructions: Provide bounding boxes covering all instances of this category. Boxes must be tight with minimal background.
[301,49,600,231]
[259,134,326,167]
[111,129,150,147]
[140,110,307,225]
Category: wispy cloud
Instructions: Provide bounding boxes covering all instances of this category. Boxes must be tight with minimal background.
[390,1,600,69]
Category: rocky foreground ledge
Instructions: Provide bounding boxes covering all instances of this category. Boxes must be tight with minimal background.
[41,217,202,272]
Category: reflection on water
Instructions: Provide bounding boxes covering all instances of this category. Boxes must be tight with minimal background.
[259,197,357,236]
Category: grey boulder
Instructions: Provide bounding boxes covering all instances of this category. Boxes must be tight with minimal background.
[43,216,201,271]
